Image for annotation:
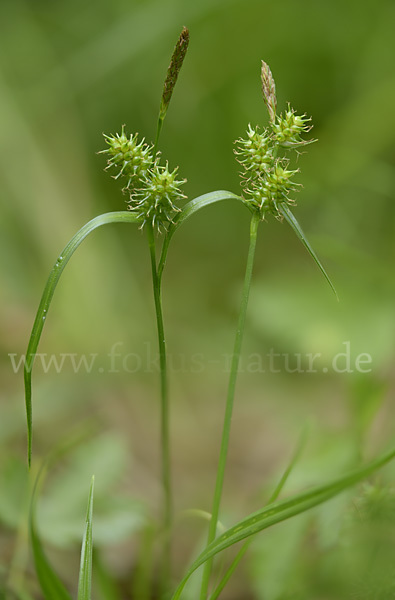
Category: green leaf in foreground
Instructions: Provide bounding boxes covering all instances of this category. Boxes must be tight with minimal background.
[171,446,395,599]
[208,426,309,600]
[278,204,338,300]
[30,476,72,600]
[78,476,95,600]
[24,211,139,467]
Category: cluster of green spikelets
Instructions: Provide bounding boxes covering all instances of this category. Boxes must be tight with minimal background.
[235,61,314,219]
[101,61,314,231]
[101,127,186,232]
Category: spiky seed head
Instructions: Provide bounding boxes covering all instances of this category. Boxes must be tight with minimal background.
[272,104,314,147]
[234,124,274,184]
[101,127,154,189]
[261,61,277,123]
[128,162,187,232]
[235,125,299,219]
[244,160,300,219]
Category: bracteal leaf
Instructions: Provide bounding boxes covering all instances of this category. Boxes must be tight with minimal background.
[278,204,338,299]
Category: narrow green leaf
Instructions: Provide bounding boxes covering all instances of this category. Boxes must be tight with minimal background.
[172,446,395,599]
[208,426,308,600]
[29,471,72,600]
[24,211,139,467]
[77,476,95,600]
[267,423,309,505]
[208,543,249,600]
[158,191,244,280]
[172,190,244,227]
[30,516,72,600]
[278,204,338,300]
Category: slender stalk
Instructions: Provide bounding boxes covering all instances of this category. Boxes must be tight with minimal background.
[146,222,172,595]
[208,543,249,600]
[153,116,164,158]
[200,212,260,599]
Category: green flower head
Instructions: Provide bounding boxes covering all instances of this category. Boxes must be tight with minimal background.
[272,104,313,147]
[101,125,187,233]
[234,124,273,182]
[128,162,186,232]
[235,62,315,221]
[101,127,154,189]
[245,160,300,218]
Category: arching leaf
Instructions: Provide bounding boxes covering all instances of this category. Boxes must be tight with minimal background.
[158,191,245,279]
[24,211,139,466]
[171,446,395,599]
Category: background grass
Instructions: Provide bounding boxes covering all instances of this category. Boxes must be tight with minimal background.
[1,0,395,598]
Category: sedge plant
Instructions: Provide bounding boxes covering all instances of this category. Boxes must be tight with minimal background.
[22,27,395,600]
[199,59,335,599]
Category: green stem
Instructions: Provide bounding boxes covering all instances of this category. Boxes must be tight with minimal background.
[153,116,164,158]
[146,222,172,595]
[200,212,260,599]
[208,543,249,600]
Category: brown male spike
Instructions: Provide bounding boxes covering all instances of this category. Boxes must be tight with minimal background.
[261,60,277,123]
[160,26,190,120]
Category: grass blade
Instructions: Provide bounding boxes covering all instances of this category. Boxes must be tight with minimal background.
[158,191,244,280]
[24,211,139,467]
[278,204,338,300]
[172,190,244,227]
[29,469,72,600]
[208,543,249,600]
[77,476,95,600]
[267,424,309,505]
[172,445,395,599]
[30,516,72,600]
[208,426,308,600]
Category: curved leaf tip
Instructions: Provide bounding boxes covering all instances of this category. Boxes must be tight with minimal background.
[279,204,338,300]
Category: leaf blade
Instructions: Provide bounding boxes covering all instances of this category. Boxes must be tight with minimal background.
[77,476,95,600]
[278,204,338,300]
[208,426,308,600]
[24,211,139,466]
[29,471,72,600]
[172,446,395,599]
[173,190,245,227]
[158,190,245,280]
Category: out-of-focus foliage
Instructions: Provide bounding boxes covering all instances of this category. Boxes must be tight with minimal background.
[1,0,395,598]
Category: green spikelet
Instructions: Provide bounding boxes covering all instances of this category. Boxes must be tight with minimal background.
[128,162,186,232]
[272,104,314,147]
[234,124,274,182]
[245,160,300,216]
[101,126,154,190]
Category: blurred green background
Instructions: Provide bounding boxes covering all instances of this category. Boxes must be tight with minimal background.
[1,0,395,598]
